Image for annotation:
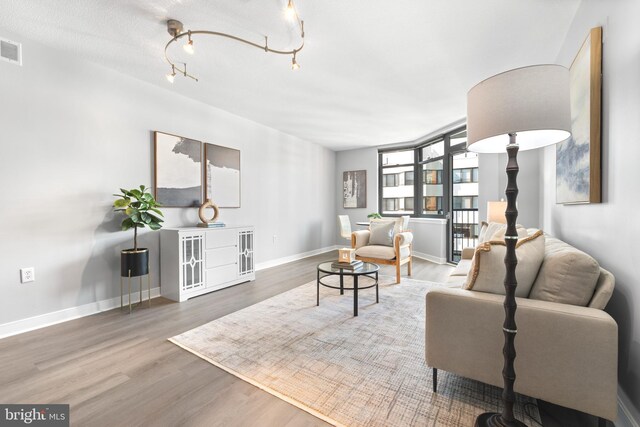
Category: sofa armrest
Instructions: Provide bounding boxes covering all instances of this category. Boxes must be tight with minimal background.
[425,288,618,420]
[461,247,475,260]
[351,230,370,249]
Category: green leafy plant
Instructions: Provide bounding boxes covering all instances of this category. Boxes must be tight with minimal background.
[367,212,382,219]
[113,185,164,250]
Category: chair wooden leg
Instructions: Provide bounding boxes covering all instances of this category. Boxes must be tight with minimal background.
[408,257,412,277]
[396,261,401,284]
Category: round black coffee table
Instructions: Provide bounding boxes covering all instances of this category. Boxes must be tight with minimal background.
[316,262,379,316]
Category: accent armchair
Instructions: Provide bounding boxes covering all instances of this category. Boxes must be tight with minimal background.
[351,220,413,283]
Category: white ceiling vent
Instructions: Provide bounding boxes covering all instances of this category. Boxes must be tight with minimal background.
[1,38,22,66]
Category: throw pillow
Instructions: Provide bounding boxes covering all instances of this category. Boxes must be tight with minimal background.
[370,218,405,234]
[490,225,529,241]
[528,235,600,306]
[478,221,489,242]
[369,221,395,247]
[465,230,545,297]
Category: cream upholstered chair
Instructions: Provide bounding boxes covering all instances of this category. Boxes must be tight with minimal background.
[351,217,413,283]
[337,215,352,242]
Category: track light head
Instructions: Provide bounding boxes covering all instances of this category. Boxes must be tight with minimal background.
[291,53,300,70]
[285,0,296,20]
[166,64,176,83]
[183,31,194,54]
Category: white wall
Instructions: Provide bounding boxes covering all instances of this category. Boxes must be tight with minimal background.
[479,150,541,228]
[541,0,640,418]
[0,29,336,326]
[335,147,379,242]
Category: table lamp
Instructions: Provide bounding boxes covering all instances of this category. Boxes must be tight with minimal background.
[466,64,571,427]
[487,200,508,224]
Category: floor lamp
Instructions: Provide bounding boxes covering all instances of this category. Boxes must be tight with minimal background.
[466,65,571,427]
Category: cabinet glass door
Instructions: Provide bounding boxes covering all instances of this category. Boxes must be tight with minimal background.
[181,234,204,291]
[238,230,254,276]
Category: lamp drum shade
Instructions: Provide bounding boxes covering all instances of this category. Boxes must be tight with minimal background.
[467,64,571,153]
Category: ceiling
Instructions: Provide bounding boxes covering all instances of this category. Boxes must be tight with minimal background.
[0,0,581,150]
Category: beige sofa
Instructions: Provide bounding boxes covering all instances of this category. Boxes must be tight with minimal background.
[425,231,618,422]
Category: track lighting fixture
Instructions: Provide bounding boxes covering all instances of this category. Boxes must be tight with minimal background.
[164,1,305,82]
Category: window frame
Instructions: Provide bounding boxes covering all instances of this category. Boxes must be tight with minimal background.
[378,126,467,218]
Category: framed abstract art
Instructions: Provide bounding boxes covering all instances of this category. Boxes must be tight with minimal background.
[343,170,366,209]
[556,26,602,204]
[204,143,241,208]
[154,131,202,207]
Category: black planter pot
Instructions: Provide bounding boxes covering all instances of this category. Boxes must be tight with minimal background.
[120,248,149,277]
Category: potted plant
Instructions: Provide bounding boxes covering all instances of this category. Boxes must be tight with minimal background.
[367,212,382,220]
[113,185,164,277]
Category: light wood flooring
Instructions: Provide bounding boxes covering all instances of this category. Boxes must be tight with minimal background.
[0,252,607,426]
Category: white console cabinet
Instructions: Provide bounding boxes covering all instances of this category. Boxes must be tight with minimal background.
[160,226,255,302]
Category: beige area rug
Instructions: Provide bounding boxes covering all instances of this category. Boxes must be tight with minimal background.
[170,276,541,427]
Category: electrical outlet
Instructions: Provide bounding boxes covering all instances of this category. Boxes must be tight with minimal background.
[20,267,35,283]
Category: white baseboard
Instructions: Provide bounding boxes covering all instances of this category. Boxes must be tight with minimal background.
[412,251,447,265]
[617,386,640,427]
[0,287,161,340]
[255,245,340,271]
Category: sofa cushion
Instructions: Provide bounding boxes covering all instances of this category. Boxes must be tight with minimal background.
[451,259,472,277]
[529,236,600,307]
[464,230,545,297]
[445,275,467,287]
[369,221,395,246]
[355,245,409,260]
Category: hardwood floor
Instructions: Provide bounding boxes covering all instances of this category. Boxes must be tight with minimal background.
[0,252,606,426]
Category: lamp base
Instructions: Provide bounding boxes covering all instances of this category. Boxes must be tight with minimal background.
[475,413,527,427]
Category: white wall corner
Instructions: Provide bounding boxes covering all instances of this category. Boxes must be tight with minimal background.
[0,287,162,340]
[617,386,640,427]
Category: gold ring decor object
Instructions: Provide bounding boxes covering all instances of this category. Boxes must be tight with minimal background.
[198,199,219,224]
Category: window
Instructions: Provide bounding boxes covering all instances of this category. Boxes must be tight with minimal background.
[404,197,414,211]
[424,196,442,212]
[423,169,442,184]
[453,196,478,210]
[382,151,414,166]
[383,198,398,211]
[404,171,414,185]
[378,126,470,218]
[453,167,478,183]
[383,174,398,187]
[380,149,415,215]
[423,159,443,215]
[421,139,444,161]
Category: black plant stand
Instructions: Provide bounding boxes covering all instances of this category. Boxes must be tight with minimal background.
[120,248,151,314]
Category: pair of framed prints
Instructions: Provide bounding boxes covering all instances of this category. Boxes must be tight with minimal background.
[153,131,240,208]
